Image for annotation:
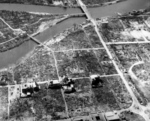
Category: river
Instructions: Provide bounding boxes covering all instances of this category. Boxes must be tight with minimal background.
[0,0,149,69]
[0,0,148,18]
[35,17,85,42]
[89,0,150,18]
[0,40,36,69]
[0,17,86,69]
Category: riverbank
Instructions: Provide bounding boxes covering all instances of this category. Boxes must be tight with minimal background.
[86,0,127,8]
[45,18,88,46]
[0,0,127,8]
[0,12,85,54]
[0,17,85,70]
[0,34,30,53]
[32,13,86,38]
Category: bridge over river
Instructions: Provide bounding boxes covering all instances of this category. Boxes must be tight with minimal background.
[0,0,149,69]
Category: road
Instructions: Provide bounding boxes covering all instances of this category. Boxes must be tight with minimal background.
[1,1,150,120]
[128,61,144,81]
[76,0,150,120]
[106,41,150,45]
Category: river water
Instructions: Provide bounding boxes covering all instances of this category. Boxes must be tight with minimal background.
[35,17,85,42]
[89,0,149,18]
[0,0,149,69]
[0,0,148,17]
[0,40,36,69]
[0,17,86,69]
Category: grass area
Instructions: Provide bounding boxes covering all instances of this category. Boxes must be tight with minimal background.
[100,18,139,42]
[0,19,16,43]
[0,87,8,119]
[0,10,65,35]
[0,0,77,6]
[82,0,123,5]
[65,78,96,117]
[13,46,58,84]
[55,50,105,78]
[0,71,14,86]
[48,27,92,51]
[84,25,103,48]
[9,83,67,121]
[107,76,132,109]
[109,43,150,71]
[94,49,117,75]
[92,77,120,112]
[120,111,145,121]
[109,44,140,70]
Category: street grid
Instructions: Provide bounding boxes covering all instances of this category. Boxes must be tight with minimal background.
[0,1,150,120]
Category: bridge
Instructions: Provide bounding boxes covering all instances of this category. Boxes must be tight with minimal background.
[27,34,43,45]
[76,0,94,22]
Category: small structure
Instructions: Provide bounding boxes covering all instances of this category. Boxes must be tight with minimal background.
[105,112,120,121]
[62,76,76,94]
[48,76,76,93]
[48,80,62,89]
[20,82,40,98]
[91,113,101,121]
[63,79,76,94]
[90,75,104,88]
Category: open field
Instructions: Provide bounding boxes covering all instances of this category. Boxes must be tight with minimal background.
[55,49,117,78]
[48,27,93,51]
[13,46,58,84]
[9,83,67,121]
[100,17,147,43]
[0,19,16,43]
[120,111,145,121]
[106,76,132,109]
[0,10,65,35]
[84,24,103,48]
[64,78,96,117]
[0,71,14,86]
[92,76,120,112]
[0,87,8,120]
[0,0,77,6]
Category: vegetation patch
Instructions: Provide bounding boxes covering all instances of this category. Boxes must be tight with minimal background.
[13,46,58,84]
[107,76,132,109]
[0,87,8,119]
[0,71,14,86]
[120,111,145,121]
[84,25,103,48]
[65,78,97,117]
[9,83,67,121]
[92,77,120,112]
[0,10,65,35]
[0,19,16,43]
[48,28,92,51]
[55,50,104,78]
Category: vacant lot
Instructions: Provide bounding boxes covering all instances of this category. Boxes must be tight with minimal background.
[9,83,67,121]
[0,87,8,120]
[92,76,120,112]
[84,25,103,48]
[55,50,105,78]
[48,28,93,51]
[13,46,58,84]
[107,76,132,109]
[65,78,96,117]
